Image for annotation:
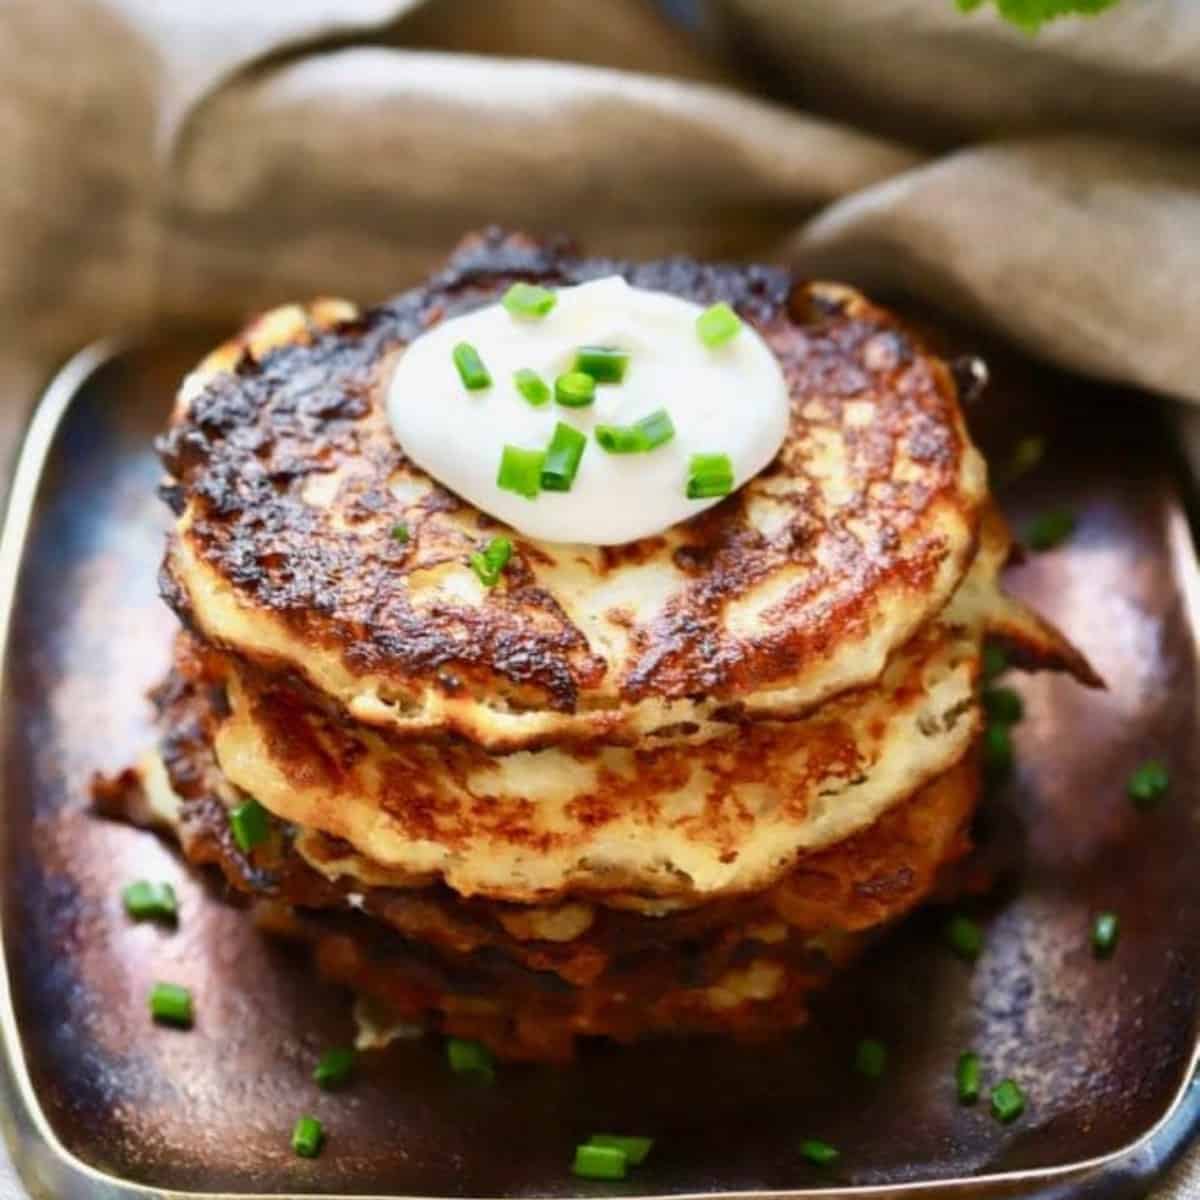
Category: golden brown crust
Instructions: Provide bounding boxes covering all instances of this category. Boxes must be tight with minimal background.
[159,229,987,751]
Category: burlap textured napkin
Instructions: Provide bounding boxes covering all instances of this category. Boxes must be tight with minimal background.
[1,0,1198,1194]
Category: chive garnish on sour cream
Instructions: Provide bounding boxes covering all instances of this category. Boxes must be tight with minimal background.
[452,342,492,391]
[497,445,546,500]
[542,423,587,493]
[554,371,596,408]
[502,282,557,319]
[686,452,734,499]
[513,368,550,407]
[596,410,676,455]
[696,302,743,348]
[574,345,629,383]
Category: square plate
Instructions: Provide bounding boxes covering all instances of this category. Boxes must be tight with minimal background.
[0,335,1198,1199]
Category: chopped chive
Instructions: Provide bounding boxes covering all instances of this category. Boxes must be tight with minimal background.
[800,1139,840,1168]
[587,1135,654,1166]
[1092,911,1120,958]
[1025,509,1075,552]
[686,452,735,500]
[982,643,1008,683]
[983,723,1014,777]
[696,302,743,348]
[596,409,677,455]
[390,522,409,543]
[1128,760,1169,810]
[956,1051,982,1105]
[497,445,546,500]
[149,981,193,1027]
[513,368,550,407]
[502,282,557,319]
[452,342,491,391]
[982,687,1024,725]
[469,537,513,589]
[573,1144,627,1180]
[990,1079,1026,1124]
[447,1037,496,1082]
[1009,435,1045,479]
[314,1047,356,1090]
[573,346,629,383]
[122,880,178,923]
[945,914,984,962]
[554,371,596,408]
[854,1038,887,1079]
[541,422,587,493]
[229,798,270,854]
[292,1115,324,1158]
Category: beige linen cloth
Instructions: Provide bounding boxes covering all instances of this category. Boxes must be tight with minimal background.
[1,0,1199,1194]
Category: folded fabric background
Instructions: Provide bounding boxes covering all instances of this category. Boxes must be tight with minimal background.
[0,0,1198,1194]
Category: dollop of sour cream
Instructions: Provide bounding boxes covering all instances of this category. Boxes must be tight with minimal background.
[386,275,789,545]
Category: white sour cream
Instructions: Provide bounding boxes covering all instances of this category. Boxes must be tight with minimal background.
[386,275,789,545]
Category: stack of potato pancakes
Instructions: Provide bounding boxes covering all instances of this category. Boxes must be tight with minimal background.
[105,232,1095,1061]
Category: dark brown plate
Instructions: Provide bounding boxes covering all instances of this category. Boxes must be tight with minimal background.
[0,336,1198,1200]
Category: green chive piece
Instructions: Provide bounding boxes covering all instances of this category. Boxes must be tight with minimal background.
[314,1047,356,1090]
[502,282,557,320]
[686,452,735,500]
[292,1115,324,1158]
[541,422,587,493]
[946,914,984,962]
[447,1037,496,1082]
[696,302,743,348]
[573,1144,627,1180]
[983,687,1024,725]
[390,522,409,543]
[149,981,193,1027]
[513,368,551,407]
[1025,509,1076,551]
[1092,911,1120,958]
[122,880,178,923]
[497,445,546,500]
[983,723,1014,777]
[230,798,270,854]
[800,1139,840,1168]
[554,371,596,408]
[982,644,1008,683]
[990,1079,1026,1124]
[1009,435,1045,479]
[587,1135,654,1165]
[452,342,491,391]
[469,537,513,589]
[1128,760,1169,810]
[854,1038,887,1079]
[573,345,630,383]
[596,409,677,455]
[956,1051,982,1105]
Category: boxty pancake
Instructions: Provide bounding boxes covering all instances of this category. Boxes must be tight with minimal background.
[158,229,991,752]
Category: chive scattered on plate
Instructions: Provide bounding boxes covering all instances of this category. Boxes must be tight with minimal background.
[122,880,178,923]
[446,1037,496,1082]
[854,1038,887,1079]
[587,1135,654,1165]
[945,914,984,962]
[149,981,193,1028]
[573,1144,627,1180]
[990,1079,1026,1124]
[1091,911,1120,958]
[1127,760,1169,810]
[983,723,1014,777]
[314,1047,356,1090]
[292,1115,324,1158]
[800,1139,840,1168]
[1025,509,1075,552]
[982,643,1008,683]
[956,1051,981,1105]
